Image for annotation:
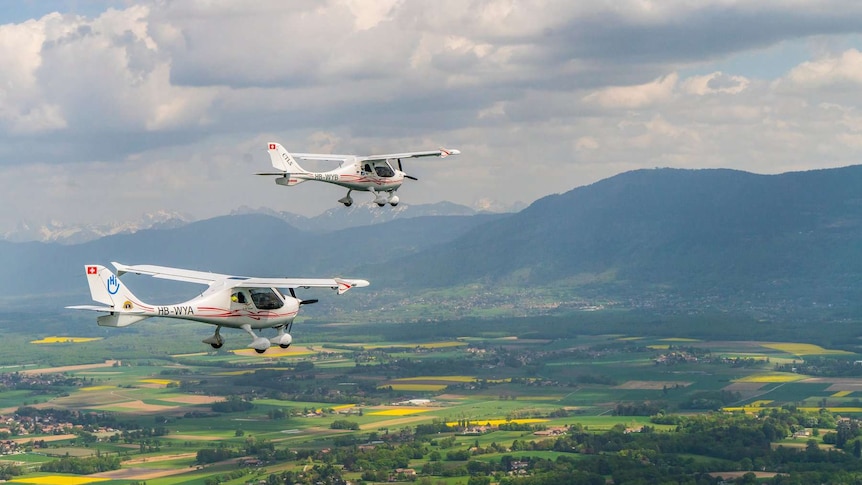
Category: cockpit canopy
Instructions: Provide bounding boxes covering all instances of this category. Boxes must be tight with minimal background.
[364,161,395,178]
[232,288,284,310]
[249,288,283,310]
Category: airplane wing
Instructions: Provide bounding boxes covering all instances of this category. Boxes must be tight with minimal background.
[292,153,355,162]
[292,148,460,163]
[359,148,460,162]
[112,262,369,295]
[238,277,370,295]
[112,262,227,285]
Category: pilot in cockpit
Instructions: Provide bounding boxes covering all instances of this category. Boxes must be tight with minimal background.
[231,291,247,305]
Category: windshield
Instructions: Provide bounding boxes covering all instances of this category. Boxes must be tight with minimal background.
[249,288,284,310]
[374,162,395,178]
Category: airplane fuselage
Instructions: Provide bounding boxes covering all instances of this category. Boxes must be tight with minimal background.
[122,288,300,330]
[284,165,405,192]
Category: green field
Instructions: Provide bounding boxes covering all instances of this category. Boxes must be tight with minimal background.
[1,313,862,484]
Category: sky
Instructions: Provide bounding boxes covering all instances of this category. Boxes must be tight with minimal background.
[3,1,862,233]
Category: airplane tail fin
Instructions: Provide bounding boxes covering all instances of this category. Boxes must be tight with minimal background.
[267,142,308,174]
[73,265,151,327]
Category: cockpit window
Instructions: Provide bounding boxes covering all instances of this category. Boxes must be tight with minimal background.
[374,163,395,178]
[249,288,283,310]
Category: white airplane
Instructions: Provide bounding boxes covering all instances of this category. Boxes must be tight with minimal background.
[257,142,461,207]
[67,263,369,354]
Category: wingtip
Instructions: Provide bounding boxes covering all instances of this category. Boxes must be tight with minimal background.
[111,261,124,274]
[334,278,370,294]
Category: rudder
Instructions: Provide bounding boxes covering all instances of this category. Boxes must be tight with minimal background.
[267,142,308,173]
[84,265,146,311]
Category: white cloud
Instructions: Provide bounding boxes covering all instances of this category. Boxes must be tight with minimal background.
[583,73,678,109]
[3,1,862,232]
[785,48,862,86]
[0,14,65,133]
[681,72,750,95]
[574,136,599,151]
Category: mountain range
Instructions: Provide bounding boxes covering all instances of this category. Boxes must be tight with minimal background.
[5,165,862,319]
[2,201,485,244]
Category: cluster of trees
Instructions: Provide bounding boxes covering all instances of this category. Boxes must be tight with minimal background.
[196,444,240,465]
[0,464,22,481]
[330,420,360,430]
[211,395,254,413]
[775,357,862,377]
[40,455,120,474]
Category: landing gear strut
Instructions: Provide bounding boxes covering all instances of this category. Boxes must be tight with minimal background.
[241,324,271,354]
[338,190,354,207]
[270,323,293,349]
[202,326,224,349]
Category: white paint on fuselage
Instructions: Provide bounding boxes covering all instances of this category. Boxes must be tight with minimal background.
[139,289,300,330]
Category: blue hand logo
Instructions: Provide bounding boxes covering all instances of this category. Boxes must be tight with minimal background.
[107,275,121,295]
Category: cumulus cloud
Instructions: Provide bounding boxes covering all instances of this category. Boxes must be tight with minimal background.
[681,72,750,95]
[3,1,862,232]
[785,48,862,86]
[583,73,678,109]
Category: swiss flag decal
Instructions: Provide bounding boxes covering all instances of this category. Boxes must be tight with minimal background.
[269,143,277,150]
[87,266,98,275]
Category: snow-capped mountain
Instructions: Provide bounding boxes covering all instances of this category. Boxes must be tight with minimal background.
[231,201,481,232]
[2,210,193,244]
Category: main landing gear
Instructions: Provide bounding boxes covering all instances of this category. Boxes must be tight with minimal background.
[373,191,399,207]
[339,190,400,207]
[204,325,293,354]
[338,190,354,207]
[202,326,224,349]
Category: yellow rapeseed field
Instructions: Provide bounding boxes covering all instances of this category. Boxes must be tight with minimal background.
[12,476,109,485]
[370,408,432,416]
[723,400,774,412]
[30,336,102,344]
[760,342,852,356]
[799,407,862,413]
[832,391,853,398]
[331,404,356,411]
[79,386,115,392]
[418,341,467,349]
[231,348,315,357]
[733,373,805,383]
[393,376,476,383]
[139,379,178,386]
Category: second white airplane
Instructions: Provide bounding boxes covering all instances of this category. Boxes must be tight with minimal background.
[68,263,369,353]
[257,142,460,207]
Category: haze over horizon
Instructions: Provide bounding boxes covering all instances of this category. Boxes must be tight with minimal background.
[3,1,862,232]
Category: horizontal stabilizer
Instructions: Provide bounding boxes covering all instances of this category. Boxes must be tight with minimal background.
[275,175,306,187]
[66,305,114,312]
[97,314,150,327]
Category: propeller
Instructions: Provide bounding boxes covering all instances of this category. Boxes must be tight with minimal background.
[397,159,418,180]
[289,288,318,305]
